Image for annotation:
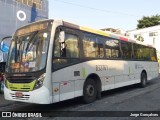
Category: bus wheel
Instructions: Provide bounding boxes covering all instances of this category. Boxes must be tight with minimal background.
[140,72,147,88]
[83,78,97,103]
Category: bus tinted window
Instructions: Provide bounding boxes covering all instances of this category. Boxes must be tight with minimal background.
[105,39,120,58]
[133,44,143,60]
[143,47,150,60]
[150,48,157,61]
[65,33,79,58]
[121,41,133,59]
[96,37,105,58]
[54,31,79,58]
[83,33,98,58]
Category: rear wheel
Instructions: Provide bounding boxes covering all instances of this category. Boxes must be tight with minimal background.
[140,72,147,88]
[83,78,97,103]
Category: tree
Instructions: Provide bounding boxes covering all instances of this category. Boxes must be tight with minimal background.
[137,14,160,29]
[136,35,144,42]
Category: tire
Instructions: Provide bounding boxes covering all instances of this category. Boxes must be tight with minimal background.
[83,78,97,104]
[140,72,147,88]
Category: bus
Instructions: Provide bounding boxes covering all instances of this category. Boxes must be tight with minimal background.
[3,19,159,104]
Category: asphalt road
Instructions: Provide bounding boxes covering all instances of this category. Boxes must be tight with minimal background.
[0,75,160,120]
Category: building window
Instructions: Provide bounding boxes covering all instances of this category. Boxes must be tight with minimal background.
[149,32,158,37]
[16,0,42,9]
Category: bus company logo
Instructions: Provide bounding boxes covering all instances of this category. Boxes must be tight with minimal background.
[96,65,109,71]
[2,112,11,117]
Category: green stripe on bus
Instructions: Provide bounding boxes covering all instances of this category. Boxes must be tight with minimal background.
[6,80,36,91]
[82,67,86,78]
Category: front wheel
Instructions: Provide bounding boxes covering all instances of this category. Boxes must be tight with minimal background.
[83,78,97,104]
[140,72,147,88]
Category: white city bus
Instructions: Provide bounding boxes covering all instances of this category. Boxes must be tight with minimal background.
[4,19,159,104]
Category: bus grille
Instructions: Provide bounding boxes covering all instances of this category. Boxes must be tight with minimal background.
[10,93,30,100]
[7,76,36,83]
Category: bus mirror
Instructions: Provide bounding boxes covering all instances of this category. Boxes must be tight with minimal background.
[0,42,9,52]
[0,36,12,52]
[59,31,65,43]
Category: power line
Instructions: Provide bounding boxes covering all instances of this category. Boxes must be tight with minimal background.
[53,0,140,17]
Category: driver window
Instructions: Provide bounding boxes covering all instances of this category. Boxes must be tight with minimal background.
[64,33,79,58]
[53,29,80,70]
[54,30,79,58]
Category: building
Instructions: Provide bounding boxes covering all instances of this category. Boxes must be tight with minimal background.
[0,0,48,40]
[127,25,160,62]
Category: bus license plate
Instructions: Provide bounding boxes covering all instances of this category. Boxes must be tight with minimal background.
[15,92,23,97]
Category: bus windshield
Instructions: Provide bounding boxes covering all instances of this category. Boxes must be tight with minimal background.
[6,21,52,73]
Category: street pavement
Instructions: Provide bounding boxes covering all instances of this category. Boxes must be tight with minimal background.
[0,93,14,108]
[0,74,160,120]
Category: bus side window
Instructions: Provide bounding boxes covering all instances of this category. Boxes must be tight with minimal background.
[105,39,120,59]
[121,41,132,59]
[53,29,80,70]
[133,44,143,60]
[82,33,104,58]
[64,33,79,58]
[83,33,97,58]
[150,48,157,61]
[96,37,105,58]
[143,47,150,61]
[54,30,79,58]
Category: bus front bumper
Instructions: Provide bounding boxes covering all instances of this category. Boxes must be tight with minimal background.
[4,85,51,104]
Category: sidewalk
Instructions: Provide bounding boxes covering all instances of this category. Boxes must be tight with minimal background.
[0,93,14,107]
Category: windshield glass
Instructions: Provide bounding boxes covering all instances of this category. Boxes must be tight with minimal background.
[6,21,52,73]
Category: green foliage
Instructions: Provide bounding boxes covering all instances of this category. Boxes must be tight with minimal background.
[136,35,144,42]
[137,14,160,29]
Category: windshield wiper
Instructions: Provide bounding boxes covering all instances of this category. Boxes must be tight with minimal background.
[14,36,19,62]
[25,31,39,52]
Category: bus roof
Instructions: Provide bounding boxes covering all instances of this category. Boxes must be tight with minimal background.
[61,20,155,48]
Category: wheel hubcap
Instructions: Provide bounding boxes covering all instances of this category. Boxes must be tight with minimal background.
[143,78,146,85]
[86,85,94,97]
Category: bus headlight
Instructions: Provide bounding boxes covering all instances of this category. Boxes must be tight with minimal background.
[34,73,46,90]
[4,76,8,88]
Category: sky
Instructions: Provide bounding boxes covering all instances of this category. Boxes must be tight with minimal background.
[49,0,160,30]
